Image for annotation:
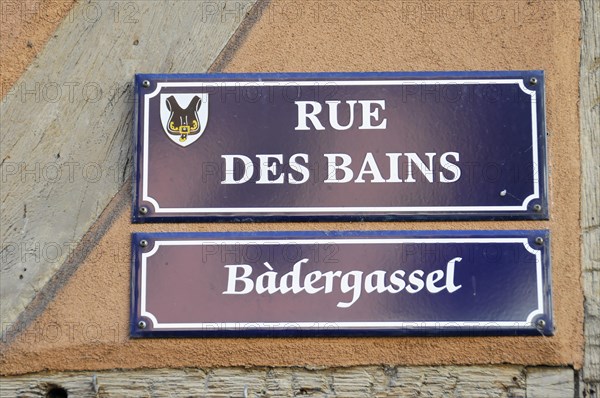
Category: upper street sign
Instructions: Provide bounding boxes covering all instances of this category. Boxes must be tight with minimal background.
[133,71,548,222]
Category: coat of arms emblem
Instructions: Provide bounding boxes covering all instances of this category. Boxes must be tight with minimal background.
[159,93,209,147]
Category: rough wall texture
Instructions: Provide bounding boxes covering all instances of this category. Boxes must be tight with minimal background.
[0,0,583,377]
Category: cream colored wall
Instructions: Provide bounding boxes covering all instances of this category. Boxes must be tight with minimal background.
[0,0,583,376]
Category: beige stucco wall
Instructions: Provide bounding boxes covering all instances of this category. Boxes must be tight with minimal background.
[0,0,583,375]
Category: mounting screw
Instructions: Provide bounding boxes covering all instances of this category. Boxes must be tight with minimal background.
[533,204,542,212]
[138,320,147,329]
[529,77,538,85]
[139,206,148,215]
[535,237,544,245]
[140,239,148,248]
[142,80,150,88]
[536,319,546,329]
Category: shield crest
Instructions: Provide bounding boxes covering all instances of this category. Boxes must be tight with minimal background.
[160,93,209,147]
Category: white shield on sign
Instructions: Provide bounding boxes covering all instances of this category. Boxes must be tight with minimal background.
[159,93,209,147]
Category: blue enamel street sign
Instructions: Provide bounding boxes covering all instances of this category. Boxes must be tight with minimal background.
[133,71,548,222]
[131,230,553,337]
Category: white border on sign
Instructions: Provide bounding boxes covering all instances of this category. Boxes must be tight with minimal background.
[139,237,544,331]
[141,79,540,214]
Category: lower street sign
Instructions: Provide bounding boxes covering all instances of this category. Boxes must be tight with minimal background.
[130,230,552,337]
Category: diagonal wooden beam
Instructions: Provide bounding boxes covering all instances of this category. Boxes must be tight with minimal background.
[0,0,257,339]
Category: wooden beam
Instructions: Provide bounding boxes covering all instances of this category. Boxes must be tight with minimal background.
[0,365,535,397]
[0,0,256,340]
[580,0,600,395]
[526,367,575,398]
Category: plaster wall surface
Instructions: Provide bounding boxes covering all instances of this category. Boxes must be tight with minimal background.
[0,0,583,376]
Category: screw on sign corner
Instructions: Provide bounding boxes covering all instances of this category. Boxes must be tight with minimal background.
[46,385,68,398]
[536,319,546,330]
[535,237,544,246]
